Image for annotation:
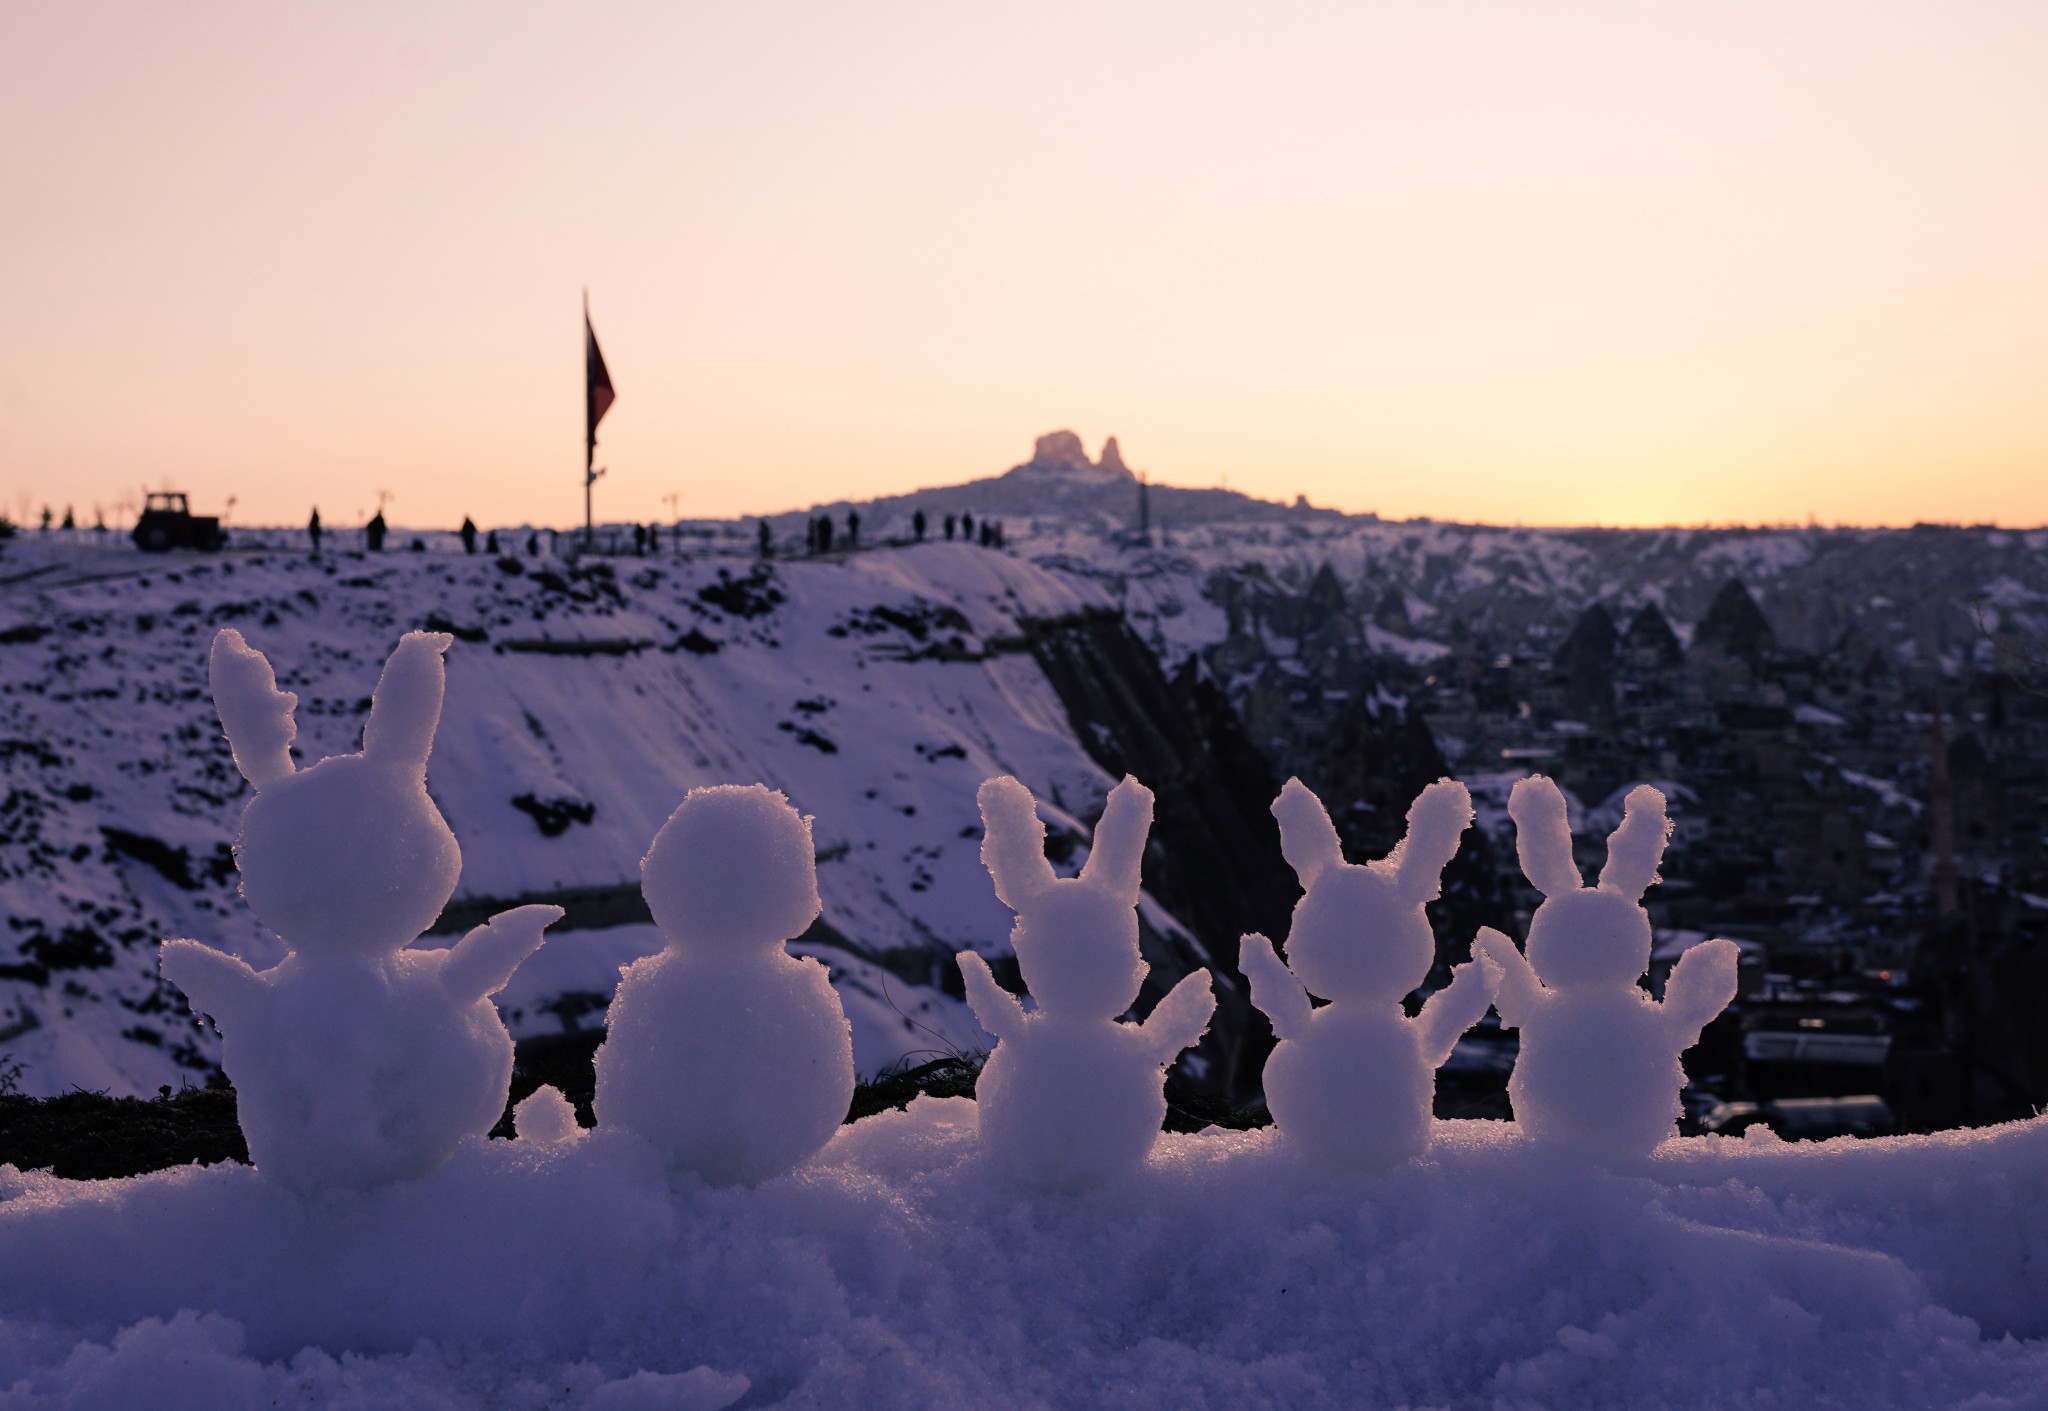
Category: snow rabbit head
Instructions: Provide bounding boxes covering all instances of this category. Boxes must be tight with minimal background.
[1510,776,1669,989]
[979,774,1150,1021]
[212,627,460,956]
[1273,777,1471,1003]
[642,784,822,954]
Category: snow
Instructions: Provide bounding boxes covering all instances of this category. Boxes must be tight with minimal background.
[1476,780,1741,1160]
[0,1105,2044,1407]
[594,785,854,1187]
[1241,778,1499,1172]
[0,542,1146,1096]
[959,775,1214,1190]
[159,629,565,1190]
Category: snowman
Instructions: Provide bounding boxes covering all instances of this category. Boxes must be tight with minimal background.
[1239,777,1500,1173]
[594,784,854,1186]
[1473,776,1739,1160]
[957,774,1214,1191]
[160,628,562,1190]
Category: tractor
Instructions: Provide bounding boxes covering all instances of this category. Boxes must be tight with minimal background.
[131,493,227,552]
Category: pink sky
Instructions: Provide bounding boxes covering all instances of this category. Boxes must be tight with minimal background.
[4,2,2045,531]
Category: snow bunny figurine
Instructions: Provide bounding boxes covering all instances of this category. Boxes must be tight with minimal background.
[957,774,1215,1191]
[159,628,563,1190]
[594,784,854,1186]
[1474,777,1740,1160]
[1239,777,1500,1173]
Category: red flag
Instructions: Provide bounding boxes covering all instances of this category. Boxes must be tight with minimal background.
[586,313,615,454]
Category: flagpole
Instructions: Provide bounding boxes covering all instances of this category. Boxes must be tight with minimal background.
[583,288,593,551]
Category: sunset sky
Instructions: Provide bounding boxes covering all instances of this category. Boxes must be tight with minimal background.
[4,2,2045,531]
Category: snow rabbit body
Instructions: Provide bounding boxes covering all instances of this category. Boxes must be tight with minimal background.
[595,784,854,1187]
[1475,777,1739,1160]
[959,775,1214,1191]
[159,629,561,1190]
[1240,778,1499,1173]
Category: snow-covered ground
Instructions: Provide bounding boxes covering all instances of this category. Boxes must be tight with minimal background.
[0,537,1185,1095]
[0,1106,2043,1408]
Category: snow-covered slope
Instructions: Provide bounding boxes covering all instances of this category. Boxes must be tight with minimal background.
[0,1104,2042,1408]
[0,539,1193,1096]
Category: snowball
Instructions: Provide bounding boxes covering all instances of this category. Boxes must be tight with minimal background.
[159,630,562,1189]
[1477,776,1740,1160]
[514,1085,583,1145]
[1242,778,1495,1172]
[594,784,854,1186]
[959,774,1214,1189]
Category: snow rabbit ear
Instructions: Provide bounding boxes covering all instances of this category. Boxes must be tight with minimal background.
[1387,778,1473,905]
[1272,777,1345,887]
[211,628,298,792]
[979,775,1058,909]
[1077,775,1153,903]
[362,631,453,777]
[1598,784,1671,901]
[1508,775,1583,898]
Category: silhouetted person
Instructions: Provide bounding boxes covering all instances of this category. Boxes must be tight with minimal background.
[366,510,387,552]
[459,516,478,554]
[758,519,773,557]
[485,529,499,555]
[846,510,860,550]
[913,509,927,542]
[308,509,322,553]
[527,531,540,556]
[961,513,974,542]
[994,520,1005,548]
[633,523,647,556]
[817,516,834,553]
[944,514,956,541]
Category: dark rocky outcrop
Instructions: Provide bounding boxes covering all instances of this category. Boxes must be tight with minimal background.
[1019,608,1297,1100]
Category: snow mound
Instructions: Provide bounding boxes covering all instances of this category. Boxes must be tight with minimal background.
[0,1107,2043,1408]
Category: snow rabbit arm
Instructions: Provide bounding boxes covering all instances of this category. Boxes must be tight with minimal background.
[957,950,1027,1045]
[1411,953,1502,1069]
[1473,928,1543,1029]
[1238,933,1312,1042]
[1139,969,1215,1067]
[438,904,565,1005]
[159,940,267,1032]
[1660,939,1740,1049]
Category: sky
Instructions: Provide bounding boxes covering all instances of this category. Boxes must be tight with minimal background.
[3,2,2045,532]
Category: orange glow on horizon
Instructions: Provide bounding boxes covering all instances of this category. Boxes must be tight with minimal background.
[4,3,2045,532]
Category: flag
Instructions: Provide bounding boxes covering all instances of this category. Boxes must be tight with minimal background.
[586,310,616,458]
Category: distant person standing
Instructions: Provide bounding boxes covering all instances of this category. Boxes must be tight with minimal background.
[485,529,499,554]
[944,513,956,542]
[460,516,478,554]
[846,510,860,550]
[308,508,322,553]
[913,509,927,542]
[961,513,974,543]
[366,510,387,552]
[527,531,540,556]
[633,523,647,556]
[817,516,834,554]
[758,520,773,557]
